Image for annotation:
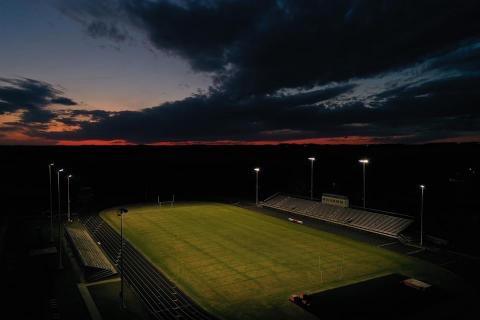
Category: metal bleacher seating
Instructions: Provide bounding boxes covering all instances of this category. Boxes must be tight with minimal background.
[262,194,413,238]
[65,225,117,282]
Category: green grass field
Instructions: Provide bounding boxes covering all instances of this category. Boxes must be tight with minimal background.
[100,203,452,320]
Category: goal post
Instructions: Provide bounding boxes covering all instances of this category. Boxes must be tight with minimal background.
[156,194,176,207]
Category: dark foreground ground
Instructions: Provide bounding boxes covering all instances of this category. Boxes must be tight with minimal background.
[301,274,472,320]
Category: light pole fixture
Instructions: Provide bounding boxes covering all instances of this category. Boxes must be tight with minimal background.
[420,185,425,247]
[57,168,64,269]
[118,207,129,309]
[67,174,73,222]
[358,159,369,208]
[254,168,260,206]
[308,157,315,199]
[48,163,54,242]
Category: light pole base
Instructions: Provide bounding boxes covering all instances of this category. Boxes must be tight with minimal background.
[120,293,126,309]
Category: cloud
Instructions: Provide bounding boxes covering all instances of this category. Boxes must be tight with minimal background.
[51,96,78,106]
[7,1,477,144]
[40,84,356,142]
[40,74,480,143]
[0,78,78,124]
[125,0,275,73]
[56,0,131,43]
[86,20,128,42]
[57,0,480,96]
[38,37,480,144]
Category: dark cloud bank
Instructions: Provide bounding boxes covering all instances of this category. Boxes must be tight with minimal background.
[5,0,480,143]
[0,78,77,124]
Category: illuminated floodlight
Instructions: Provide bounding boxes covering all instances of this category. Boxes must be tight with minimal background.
[308,157,315,199]
[48,162,55,242]
[57,167,65,269]
[118,206,128,309]
[254,168,260,205]
[419,184,425,246]
[67,174,73,223]
[359,159,369,208]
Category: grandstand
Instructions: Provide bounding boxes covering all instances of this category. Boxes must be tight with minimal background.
[262,194,413,238]
[79,215,214,320]
[65,224,117,282]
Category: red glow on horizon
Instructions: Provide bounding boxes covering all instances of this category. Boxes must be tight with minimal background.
[57,139,134,146]
[148,136,376,146]
[56,136,376,146]
[3,134,477,146]
[428,135,480,143]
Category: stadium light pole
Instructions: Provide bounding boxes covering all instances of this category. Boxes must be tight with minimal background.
[308,157,315,199]
[358,159,369,208]
[48,163,54,242]
[67,174,73,222]
[118,208,129,309]
[57,168,64,269]
[254,168,260,206]
[420,185,425,247]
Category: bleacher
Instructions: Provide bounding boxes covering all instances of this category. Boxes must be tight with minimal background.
[262,194,413,238]
[65,224,117,282]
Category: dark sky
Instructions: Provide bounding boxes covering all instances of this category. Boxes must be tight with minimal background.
[1,0,479,145]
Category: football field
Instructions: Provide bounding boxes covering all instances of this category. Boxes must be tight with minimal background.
[100,203,434,320]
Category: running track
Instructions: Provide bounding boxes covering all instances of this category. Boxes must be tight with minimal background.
[80,215,215,320]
